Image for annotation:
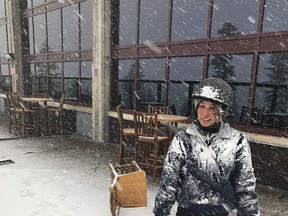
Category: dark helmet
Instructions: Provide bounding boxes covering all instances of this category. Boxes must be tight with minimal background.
[192,77,234,109]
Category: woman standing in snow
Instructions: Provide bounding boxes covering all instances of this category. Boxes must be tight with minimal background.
[153,78,259,216]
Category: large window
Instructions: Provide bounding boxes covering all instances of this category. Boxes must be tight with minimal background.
[113,0,288,135]
[22,0,92,104]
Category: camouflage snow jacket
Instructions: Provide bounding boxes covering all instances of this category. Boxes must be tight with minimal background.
[153,122,259,216]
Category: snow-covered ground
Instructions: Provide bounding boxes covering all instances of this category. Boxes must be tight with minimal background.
[0,134,177,216]
[0,132,287,216]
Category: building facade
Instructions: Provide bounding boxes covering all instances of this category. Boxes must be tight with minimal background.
[0,0,287,190]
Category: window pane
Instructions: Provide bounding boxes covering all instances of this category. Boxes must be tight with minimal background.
[64,62,79,101]
[27,0,32,8]
[119,0,137,46]
[0,64,11,92]
[255,52,288,130]
[63,4,79,51]
[35,62,48,92]
[49,62,62,98]
[32,0,45,7]
[0,0,5,17]
[29,17,34,54]
[169,57,204,116]
[208,54,253,123]
[34,14,46,54]
[170,57,203,81]
[211,0,259,37]
[80,61,92,104]
[262,0,288,32]
[139,0,169,43]
[0,25,7,55]
[118,60,135,108]
[80,1,92,49]
[47,9,61,52]
[255,52,288,113]
[171,0,208,41]
[138,58,166,110]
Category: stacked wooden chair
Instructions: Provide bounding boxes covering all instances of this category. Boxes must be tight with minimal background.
[6,92,36,137]
[116,105,136,164]
[46,93,65,134]
[133,110,170,182]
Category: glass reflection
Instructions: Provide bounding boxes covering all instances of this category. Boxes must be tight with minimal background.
[0,25,7,54]
[169,57,204,116]
[208,54,252,123]
[255,52,288,130]
[0,0,5,17]
[35,62,48,92]
[80,61,92,104]
[64,62,79,101]
[119,0,137,46]
[139,0,169,44]
[171,0,208,41]
[211,0,259,37]
[63,4,79,51]
[34,14,46,54]
[80,1,92,49]
[47,10,61,52]
[118,60,135,109]
[49,62,62,98]
[32,0,45,7]
[138,58,166,111]
[262,0,288,32]
[29,17,34,54]
[0,64,11,92]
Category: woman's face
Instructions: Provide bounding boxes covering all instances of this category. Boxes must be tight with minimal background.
[197,100,217,127]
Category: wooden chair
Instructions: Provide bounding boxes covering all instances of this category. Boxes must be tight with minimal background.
[30,90,50,110]
[109,161,147,216]
[46,93,65,134]
[147,104,169,114]
[32,90,49,97]
[116,105,136,164]
[8,93,36,137]
[5,92,17,133]
[133,111,170,182]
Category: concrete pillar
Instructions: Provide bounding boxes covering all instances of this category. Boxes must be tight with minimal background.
[6,0,25,95]
[91,0,111,143]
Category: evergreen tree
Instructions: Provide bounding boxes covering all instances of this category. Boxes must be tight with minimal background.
[264,52,288,112]
[35,41,60,94]
[210,22,240,122]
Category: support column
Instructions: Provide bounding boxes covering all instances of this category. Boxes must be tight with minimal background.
[6,0,25,95]
[91,0,111,143]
